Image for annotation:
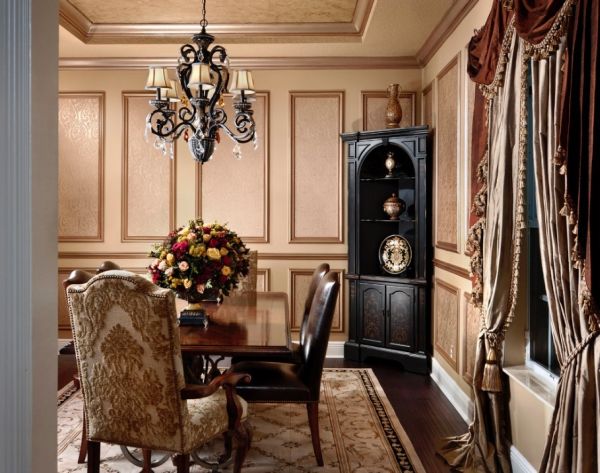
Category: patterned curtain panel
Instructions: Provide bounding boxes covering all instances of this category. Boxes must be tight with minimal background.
[442,0,600,471]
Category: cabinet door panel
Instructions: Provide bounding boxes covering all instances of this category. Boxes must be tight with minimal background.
[386,285,415,351]
[359,283,385,346]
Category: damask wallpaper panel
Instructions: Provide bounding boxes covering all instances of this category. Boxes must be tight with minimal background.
[435,56,459,252]
[434,278,460,370]
[199,92,269,242]
[58,93,104,241]
[361,91,416,131]
[290,91,343,243]
[289,268,344,333]
[462,292,480,384]
[122,92,175,241]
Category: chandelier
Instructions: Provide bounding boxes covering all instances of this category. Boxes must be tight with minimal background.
[144,0,257,164]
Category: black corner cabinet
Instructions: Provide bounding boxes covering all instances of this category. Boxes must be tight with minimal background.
[341,126,431,374]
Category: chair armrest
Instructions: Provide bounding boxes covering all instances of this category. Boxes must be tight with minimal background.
[180,372,251,400]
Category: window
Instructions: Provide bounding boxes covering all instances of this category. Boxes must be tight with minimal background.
[526,70,559,376]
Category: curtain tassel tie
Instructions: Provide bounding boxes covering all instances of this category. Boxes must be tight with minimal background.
[481,347,502,392]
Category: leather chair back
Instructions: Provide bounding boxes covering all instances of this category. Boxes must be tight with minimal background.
[299,263,330,347]
[299,271,339,398]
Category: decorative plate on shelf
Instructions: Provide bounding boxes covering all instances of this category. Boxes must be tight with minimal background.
[378,235,412,274]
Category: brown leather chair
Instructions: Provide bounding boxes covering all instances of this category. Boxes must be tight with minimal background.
[228,271,339,466]
[231,263,330,364]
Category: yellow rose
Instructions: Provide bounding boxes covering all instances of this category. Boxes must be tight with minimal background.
[203,234,211,243]
[221,266,232,277]
[160,250,167,259]
[166,253,175,265]
[220,247,229,256]
[178,226,190,236]
[170,278,181,288]
[196,244,206,255]
[183,279,192,289]
[207,247,221,261]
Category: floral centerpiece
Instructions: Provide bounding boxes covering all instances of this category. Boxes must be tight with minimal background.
[148,219,250,308]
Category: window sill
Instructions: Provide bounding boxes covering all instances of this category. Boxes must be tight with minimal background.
[504,365,557,409]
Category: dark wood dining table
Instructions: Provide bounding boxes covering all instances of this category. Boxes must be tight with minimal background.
[177,292,292,382]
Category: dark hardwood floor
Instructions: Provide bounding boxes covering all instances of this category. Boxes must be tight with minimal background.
[58,354,465,472]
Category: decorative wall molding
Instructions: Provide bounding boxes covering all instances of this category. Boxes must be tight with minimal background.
[197,92,270,243]
[416,0,479,65]
[434,55,460,253]
[58,251,349,261]
[289,268,345,333]
[290,91,344,243]
[59,0,375,44]
[58,92,105,242]
[121,91,176,242]
[257,268,271,292]
[361,90,416,131]
[59,56,420,71]
[434,278,460,371]
[433,258,470,280]
[422,80,434,128]
[431,357,473,424]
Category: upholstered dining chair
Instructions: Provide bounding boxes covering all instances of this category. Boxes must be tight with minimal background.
[63,261,122,464]
[66,270,251,473]
[228,271,339,466]
[231,263,330,365]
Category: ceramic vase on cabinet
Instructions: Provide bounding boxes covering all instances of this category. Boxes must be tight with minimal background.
[385,84,403,128]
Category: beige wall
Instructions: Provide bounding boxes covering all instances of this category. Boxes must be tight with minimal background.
[58,67,421,342]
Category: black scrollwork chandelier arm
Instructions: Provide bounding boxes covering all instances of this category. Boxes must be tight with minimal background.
[146,0,256,164]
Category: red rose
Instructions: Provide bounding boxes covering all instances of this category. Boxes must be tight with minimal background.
[209,238,218,248]
[219,274,228,284]
[222,255,232,266]
[203,226,211,234]
[151,271,160,283]
[172,240,189,258]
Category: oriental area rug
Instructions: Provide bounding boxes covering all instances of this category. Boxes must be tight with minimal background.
[58,368,425,472]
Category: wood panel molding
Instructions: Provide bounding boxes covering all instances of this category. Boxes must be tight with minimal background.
[290,91,344,244]
[59,56,421,71]
[121,91,176,242]
[196,92,270,243]
[422,80,434,128]
[289,268,345,333]
[416,0,479,66]
[58,251,349,261]
[434,54,460,254]
[361,90,416,131]
[257,268,271,292]
[58,92,105,242]
[434,278,460,371]
[433,258,470,280]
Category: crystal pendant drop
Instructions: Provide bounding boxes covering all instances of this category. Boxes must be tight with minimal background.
[252,133,259,151]
[233,143,242,160]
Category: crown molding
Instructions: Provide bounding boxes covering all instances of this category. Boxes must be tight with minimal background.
[59,0,375,44]
[416,0,479,66]
[59,56,420,71]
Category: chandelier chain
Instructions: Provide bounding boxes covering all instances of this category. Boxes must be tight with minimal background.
[200,0,208,29]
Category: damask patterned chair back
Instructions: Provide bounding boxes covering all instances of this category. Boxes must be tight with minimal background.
[66,270,187,452]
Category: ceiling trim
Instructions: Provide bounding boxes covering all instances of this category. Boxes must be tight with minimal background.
[416,0,479,66]
[59,0,375,44]
[59,56,420,70]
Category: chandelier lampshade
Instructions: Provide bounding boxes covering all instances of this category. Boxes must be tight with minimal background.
[145,0,257,164]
